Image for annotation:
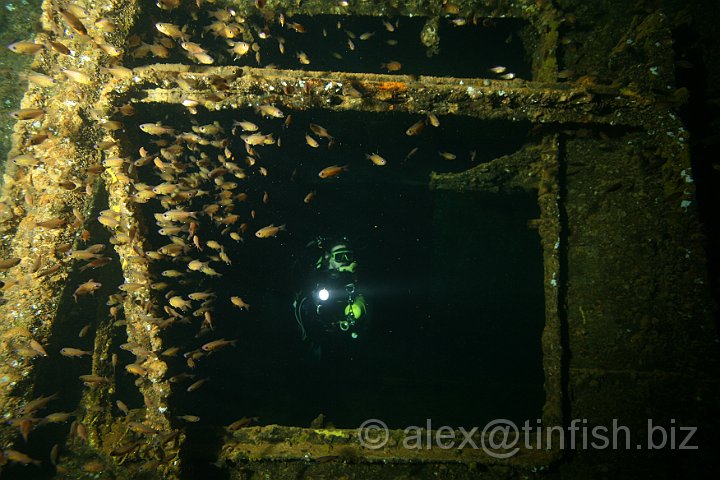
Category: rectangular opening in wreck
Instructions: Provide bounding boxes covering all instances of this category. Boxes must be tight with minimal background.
[21,184,128,467]
[127,8,533,79]
[120,102,545,431]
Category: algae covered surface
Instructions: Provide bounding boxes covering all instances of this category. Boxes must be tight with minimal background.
[0,0,43,172]
[0,0,719,479]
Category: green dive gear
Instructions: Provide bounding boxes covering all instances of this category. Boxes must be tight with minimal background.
[344,295,366,320]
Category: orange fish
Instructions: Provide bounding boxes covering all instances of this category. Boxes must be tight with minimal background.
[380,60,402,72]
[318,164,349,178]
[7,41,44,54]
[366,153,387,166]
[201,338,237,352]
[187,378,208,392]
[231,296,251,310]
[4,449,41,466]
[309,123,332,139]
[60,347,92,358]
[255,224,286,238]
[305,133,319,148]
[405,119,425,136]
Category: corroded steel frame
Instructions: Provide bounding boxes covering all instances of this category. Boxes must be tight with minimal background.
[0,0,690,476]
[125,65,568,467]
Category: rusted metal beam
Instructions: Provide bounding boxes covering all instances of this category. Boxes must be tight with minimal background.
[135,65,662,128]
[429,141,543,193]
[219,424,561,466]
[0,0,184,474]
[221,0,540,19]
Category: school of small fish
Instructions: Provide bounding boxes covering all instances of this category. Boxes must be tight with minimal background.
[0,0,519,469]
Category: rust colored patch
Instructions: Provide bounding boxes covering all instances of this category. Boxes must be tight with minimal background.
[376,81,407,92]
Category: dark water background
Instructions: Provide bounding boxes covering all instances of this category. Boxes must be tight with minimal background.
[121,103,547,430]
[120,12,546,431]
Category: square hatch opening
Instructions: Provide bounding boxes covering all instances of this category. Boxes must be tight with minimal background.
[117,102,546,431]
[126,8,534,80]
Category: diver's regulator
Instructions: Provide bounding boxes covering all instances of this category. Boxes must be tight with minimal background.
[314,281,363,339]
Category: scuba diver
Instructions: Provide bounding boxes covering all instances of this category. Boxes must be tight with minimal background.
[293,236,368,359]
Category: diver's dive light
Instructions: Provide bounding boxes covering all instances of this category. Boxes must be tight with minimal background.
[317,288,330,301]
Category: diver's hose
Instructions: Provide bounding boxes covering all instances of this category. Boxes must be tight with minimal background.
[294,296,308,340]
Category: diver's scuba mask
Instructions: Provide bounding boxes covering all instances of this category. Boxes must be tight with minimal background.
[328,245,357,273]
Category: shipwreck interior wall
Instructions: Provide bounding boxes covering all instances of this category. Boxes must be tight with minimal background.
[0,0,718,479]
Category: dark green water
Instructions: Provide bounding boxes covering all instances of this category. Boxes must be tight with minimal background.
[119,103,546,431]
